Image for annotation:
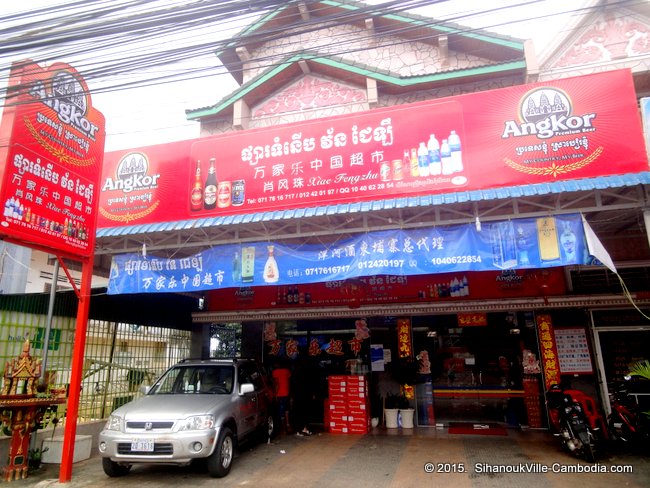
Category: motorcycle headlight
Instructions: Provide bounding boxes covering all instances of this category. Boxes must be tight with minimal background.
[177,415,215,431]
[104,415,123,431]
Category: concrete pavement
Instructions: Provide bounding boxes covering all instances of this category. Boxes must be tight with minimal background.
[12,427,649,488]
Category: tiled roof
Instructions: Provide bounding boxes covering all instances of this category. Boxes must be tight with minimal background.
[186,52,525,119]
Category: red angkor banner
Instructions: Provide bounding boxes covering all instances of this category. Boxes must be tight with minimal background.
[204,268,566,311]
[98,69,647,229]
[0,60,105,257]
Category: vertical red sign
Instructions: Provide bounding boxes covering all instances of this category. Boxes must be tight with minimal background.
[536,313,561,389]
[397,317,413,359]
[0,60,105,258]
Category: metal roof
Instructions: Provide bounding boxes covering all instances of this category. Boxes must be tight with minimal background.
[96,172,650,238]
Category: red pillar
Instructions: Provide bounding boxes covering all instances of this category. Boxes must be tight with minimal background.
[59,259,93,482]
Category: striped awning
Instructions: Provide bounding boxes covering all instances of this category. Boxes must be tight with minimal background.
[96,172,650,238]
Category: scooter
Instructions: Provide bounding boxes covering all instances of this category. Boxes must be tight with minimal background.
[607,377,650,450]
[546,384,600,462]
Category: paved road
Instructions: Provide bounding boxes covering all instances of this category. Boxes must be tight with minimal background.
[13,427,649,488]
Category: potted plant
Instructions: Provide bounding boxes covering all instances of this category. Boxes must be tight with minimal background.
[28,445,49,472]
[384,393,401,428]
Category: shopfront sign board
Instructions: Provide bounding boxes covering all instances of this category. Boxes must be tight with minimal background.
[99,69,647,229]
[0,60,105,258]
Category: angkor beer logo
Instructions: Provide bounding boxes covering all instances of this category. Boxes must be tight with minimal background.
[102,152,161,193]
[29,69,100,140]
[502,87,596,139]
[100,152,161,223]
[502,87,602,177]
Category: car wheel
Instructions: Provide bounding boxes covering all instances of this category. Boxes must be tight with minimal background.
[207,427,234,478]
[102,457,131,477]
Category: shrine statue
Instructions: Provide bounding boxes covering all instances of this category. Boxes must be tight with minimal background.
[0,338,64,481]
[1,338,42,397]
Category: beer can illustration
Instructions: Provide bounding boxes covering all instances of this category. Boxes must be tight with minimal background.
[232,180,245,206]
[217,181,231,208]
[380,160,391,182]
[392,159,403,180]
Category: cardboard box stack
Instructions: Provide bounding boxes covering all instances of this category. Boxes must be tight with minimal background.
[326,375,370,434]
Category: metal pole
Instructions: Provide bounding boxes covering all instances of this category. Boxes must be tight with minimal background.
[40,258,59,382]
[101,323,119,418]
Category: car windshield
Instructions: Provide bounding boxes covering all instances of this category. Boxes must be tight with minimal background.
[148,365,234,395]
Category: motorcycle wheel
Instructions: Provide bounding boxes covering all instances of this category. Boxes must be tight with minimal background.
[578,430,597,462]
[607,416,624,442]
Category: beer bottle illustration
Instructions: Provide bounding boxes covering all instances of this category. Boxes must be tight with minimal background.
[241,246,255,283]
[203,158,217,210]
[232,252,241,282]
[263,245,280,283]
[190,159,203,211]
[491,221,517,269]
[536,217,561,261]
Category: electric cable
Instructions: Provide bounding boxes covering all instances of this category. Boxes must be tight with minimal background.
[0,0,645,142]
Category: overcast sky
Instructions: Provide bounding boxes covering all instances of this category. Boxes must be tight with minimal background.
[1,0,589,152]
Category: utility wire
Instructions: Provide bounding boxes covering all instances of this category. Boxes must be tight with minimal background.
[0,0,644,138]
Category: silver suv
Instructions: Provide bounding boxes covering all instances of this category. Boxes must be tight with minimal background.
[98,358,276,478]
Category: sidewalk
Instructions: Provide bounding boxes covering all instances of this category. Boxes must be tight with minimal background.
[12,427,649,488]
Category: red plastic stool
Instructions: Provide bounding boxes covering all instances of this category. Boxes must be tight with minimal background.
[565,389,608,438]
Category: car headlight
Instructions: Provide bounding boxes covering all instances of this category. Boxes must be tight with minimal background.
[177,415,215,431]
[104,415,123,431]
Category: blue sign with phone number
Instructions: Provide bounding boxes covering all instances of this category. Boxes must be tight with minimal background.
[107,213,592,294]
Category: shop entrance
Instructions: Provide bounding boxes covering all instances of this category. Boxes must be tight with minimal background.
[261,312,543,431]
[412,312,540,426]
[591,310,650,416]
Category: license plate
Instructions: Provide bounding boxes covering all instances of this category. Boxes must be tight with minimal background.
[131,438,154,452]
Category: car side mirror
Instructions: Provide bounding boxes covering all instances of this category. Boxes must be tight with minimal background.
[139,385,151,394]
[240,383,254,395]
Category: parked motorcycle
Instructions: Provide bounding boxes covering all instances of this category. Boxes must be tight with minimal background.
[607,377,650,450]
[546,384,600,462]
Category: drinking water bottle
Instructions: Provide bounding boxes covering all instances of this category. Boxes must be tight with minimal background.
[448,130,463,173]
[441,139,453,175]
[427,134,441,176]
[417,142,430,177]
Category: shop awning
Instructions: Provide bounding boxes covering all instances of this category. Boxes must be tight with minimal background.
[96,172,650,238]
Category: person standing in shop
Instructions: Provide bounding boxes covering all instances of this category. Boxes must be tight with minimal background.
[291,356,315,437]
[272,359,292,435]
